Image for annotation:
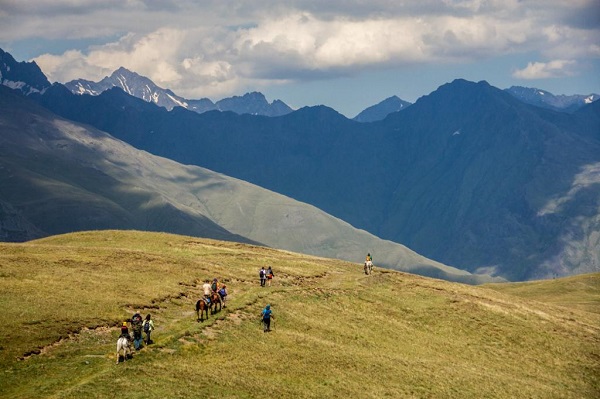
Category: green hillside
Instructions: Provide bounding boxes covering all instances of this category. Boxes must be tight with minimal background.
[485,273,600,315]
[0,231,598,398]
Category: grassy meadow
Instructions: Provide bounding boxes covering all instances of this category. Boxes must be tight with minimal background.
[0,230,598,398]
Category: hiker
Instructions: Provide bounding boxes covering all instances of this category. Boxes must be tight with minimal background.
[211,278,219,293]
[259,267,267,287]
[218,285,228,308]
[366,253,372,263]
[202,279,212,304]
[143,314,155,345]
[131,312,144,350]
[266,266,274,287]
[261,304,274,332]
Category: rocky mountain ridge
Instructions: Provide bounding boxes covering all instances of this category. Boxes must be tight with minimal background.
[65,66,293,116]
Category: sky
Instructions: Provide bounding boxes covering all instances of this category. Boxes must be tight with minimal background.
[1,0,599,117]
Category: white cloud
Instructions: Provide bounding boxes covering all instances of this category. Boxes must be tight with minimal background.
[10,0,597,99]
[512,60,578,79]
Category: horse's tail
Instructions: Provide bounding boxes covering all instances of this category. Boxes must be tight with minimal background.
[195,300,201,311]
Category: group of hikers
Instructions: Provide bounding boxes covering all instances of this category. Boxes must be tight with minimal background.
[118,265,278,358]
[117,255,375,359]
[119,312,154,352]
[259,266,274,287]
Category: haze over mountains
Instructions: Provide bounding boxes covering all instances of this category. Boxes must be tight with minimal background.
[2,47,599,282]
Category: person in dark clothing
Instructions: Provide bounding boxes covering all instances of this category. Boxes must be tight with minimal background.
[266,266,274,287]
[143,314,155,345]
[218,285,228,308]
[120,321,131,341]
[261,304,274,332]
[131,312,144,350]
[259,267,267,287]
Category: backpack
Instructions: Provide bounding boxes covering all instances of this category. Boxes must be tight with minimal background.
[211,282,217,291]
[259,269,265,278]
[143,320,150,333]
[132,319,143,334]
[218,288,227,297]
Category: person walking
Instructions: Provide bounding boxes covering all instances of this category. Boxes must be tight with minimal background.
[259,267,267,287]
[261,304,274,332]
[218,284,228,308]
[266,266,274,287]
[143,314,155,345]
[131,312,144,350]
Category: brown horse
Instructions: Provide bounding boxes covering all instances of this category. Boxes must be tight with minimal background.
[210,291,222,314]
[195,298,209,322]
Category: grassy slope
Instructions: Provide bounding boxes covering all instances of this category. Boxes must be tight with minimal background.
[485,273,600,315]
[0,230,598,398]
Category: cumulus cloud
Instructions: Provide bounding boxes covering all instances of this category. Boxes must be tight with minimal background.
[3,0,596,98]
[512,60,578,79]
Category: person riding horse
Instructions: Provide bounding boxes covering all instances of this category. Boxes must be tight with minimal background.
[364,253,374,274]
[202,279,212,305]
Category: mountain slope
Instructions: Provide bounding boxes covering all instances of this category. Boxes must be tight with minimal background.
[0,48,50,95]
[0,231,597,398]
[353,95,411,122]
[0,85,490,283]
[32,79,600,281]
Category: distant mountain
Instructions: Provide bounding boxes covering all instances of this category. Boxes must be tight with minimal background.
[32,77,600,281]
[6,48,597,281]
[505,86,599,113]
[215,92,293,116]
[0,85,493,283]
[353,95,412,122]
[0,48,50,95]
[65,67,293,116]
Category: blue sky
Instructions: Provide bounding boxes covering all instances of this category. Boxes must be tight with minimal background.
[1,0,599,117]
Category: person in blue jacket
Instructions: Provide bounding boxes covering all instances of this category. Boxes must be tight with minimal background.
[261,304,274,332]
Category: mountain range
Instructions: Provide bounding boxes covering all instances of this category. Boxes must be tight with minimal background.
[505,86,599,113]
[65,67,293,116]
[0,83,496,283]
[2,48,599,282]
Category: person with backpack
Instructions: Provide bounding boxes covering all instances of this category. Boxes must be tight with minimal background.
[259,267,267,287]
[211,278,219,293]
[218,285,228,308]
[261,304,274,332]
[143,314,154,345]
[266,266,274,287]
[131,312,144,350]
